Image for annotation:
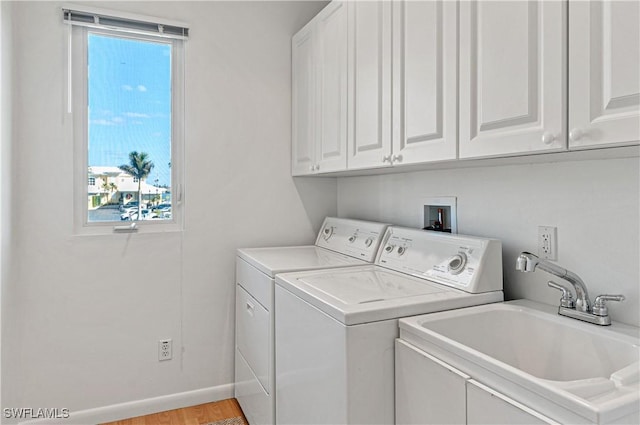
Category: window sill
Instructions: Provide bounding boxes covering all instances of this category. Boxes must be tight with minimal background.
[72,220,183,237]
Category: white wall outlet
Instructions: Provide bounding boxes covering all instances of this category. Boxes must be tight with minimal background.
[538,226,557,260]
[158,339,172,361]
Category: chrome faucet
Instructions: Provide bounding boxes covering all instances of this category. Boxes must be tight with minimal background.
[516,252,591,312]
[516,252,624,326]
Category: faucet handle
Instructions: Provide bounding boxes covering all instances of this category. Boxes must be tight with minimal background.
[547,281,575,308]
[592,294,625,317]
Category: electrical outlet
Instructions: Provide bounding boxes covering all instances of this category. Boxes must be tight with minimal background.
[158,339,172,361]
[538,226,557,261]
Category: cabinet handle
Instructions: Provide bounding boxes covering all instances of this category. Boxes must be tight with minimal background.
[569,128,584,142]
[315,164,320,171]
[382,155,391,163]
[541,132,555,145]
[309,165,315,171]
[246,301,254,316]
[392,154,403,163]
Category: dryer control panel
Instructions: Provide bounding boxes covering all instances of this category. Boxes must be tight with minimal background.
[377,227,503,294]
[315,217,388,263]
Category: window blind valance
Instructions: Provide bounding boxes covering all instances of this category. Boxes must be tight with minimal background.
[62,5,189,40]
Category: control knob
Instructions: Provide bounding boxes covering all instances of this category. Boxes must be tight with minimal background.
[397,246,407,256]
[364,237,374,247]
[384,244,395,253]
[322,226,334,241]
[447,252,467,275]
[348,235,357,243]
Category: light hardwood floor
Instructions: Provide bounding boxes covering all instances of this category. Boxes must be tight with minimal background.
[101,398,245,425]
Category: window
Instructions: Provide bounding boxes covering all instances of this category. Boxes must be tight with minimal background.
[67,6,187,233]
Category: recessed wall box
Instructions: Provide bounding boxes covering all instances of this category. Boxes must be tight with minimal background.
[422,197,457,234]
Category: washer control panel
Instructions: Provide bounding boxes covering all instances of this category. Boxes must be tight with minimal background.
[315,217,388,263]
[377,227,503,294]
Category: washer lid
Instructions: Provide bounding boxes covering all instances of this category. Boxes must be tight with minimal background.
[237,246,366,278]
[276,266,503,325]
[299,269,445,305]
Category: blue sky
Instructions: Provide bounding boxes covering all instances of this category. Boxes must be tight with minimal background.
[88,33,172,187]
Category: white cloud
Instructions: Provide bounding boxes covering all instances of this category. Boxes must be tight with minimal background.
[112,117,124,123]
[90,119,115,126]
[137,85,147,92]
[122,85,133,91]
[124,112,150,118]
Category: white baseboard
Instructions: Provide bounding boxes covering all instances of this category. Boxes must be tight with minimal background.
[18,384,235,425]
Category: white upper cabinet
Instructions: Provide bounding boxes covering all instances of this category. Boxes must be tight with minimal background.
[392,0,458,165]
[292,2,348,176]
[292,22,316,176]
[315,1,348,172]
[347,0,393,170]
[459,0,566,159]
[292,0,638,176]
[568,0,640,149]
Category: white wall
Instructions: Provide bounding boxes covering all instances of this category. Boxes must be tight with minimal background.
[1,0,14,416]
[3,0,333,420]
[337,156,640,326]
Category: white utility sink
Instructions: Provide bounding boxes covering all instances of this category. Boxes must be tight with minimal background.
[399,300,640,423]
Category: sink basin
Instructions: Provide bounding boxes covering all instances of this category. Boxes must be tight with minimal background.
[416,303,639,382]
[399,300,640,423]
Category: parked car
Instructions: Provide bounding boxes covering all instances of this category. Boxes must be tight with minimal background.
[119,201,147,212]
[151,203,171,213]
[120,209,153,221]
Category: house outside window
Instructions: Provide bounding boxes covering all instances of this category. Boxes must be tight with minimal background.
[67,6,187,233]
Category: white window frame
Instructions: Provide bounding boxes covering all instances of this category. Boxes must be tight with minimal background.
[70,23,185,235]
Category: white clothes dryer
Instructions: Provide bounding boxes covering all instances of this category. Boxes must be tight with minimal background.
[274,226,504,425]
[234,217,388,425]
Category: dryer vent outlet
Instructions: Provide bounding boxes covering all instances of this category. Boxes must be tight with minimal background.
[158,339,172,361]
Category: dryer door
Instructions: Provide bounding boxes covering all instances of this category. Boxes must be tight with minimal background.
[236,285,270,392]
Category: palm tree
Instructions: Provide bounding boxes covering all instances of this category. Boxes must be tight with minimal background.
[101,181,118,205]
[119,151,154,220]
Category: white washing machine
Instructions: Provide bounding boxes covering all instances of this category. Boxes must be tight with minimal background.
[274,226,504,425]
[235,217,388,425]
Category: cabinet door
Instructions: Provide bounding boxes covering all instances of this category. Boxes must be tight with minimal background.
[392,0,457,165]
[347,0,392,170]
[395,340,468,425]
[459,1,566,158]
[467,380,558,425]
[292,22,316,176]
[315,1,348,173]
[569,0,640,148]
